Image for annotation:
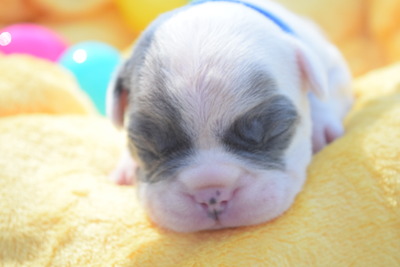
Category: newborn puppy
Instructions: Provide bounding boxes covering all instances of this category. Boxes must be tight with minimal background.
[107,0,353,232]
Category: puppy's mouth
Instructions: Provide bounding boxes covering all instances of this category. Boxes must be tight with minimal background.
[207,206,225,221]
[183,188,259,231]
[201,200,228,221]
[185,187,240,225]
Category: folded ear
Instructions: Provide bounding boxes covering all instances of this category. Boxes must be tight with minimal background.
[107,9,184,127]
[290,38,329,99]
[106,69,130,127]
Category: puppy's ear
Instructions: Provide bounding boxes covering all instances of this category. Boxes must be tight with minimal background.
[106,69,130,127]
[290,38,329,99]
[107,58,134,127]
[107,9,185,127]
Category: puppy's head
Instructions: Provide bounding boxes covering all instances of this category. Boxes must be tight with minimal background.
[108,5,328,232]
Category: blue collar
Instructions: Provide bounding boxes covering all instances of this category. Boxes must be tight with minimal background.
[191,0,295,35]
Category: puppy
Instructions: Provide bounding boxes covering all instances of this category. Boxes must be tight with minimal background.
[107,0,353,232]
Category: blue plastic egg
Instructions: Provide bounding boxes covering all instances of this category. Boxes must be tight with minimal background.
[59,41,121,115]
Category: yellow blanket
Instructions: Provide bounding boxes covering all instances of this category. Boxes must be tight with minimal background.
[0,54,399,266]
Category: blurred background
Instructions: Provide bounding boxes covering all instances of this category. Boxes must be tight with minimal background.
[1,0,399,113]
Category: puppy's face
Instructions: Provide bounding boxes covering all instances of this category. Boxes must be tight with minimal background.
[111,5,325,232]
[129,91,310,232]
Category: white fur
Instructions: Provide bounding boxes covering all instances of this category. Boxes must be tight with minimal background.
[109,0,352,232]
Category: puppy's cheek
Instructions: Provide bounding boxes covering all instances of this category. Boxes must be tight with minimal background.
[220,171,298,227]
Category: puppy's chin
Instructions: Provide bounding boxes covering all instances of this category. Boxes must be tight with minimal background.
[137,169,305,232]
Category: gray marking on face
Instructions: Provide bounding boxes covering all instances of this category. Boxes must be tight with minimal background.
[221,94,300,170]
[112,6,196,183]
[128,86,194,184]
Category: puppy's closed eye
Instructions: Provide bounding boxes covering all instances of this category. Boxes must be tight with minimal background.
[128,109,193,182]
[234,114,266,146]
[222,95,299,169]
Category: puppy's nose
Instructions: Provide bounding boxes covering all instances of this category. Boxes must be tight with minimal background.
[179,163,243,220]
[179,163,242,191]
[194,188,232,220]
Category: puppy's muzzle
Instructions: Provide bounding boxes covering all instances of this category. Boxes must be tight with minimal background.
[179,163,243,220]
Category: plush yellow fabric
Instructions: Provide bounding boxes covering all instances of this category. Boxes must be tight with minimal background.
[0,54,96,117]
[0,56,399,266]
[275,0,400,77]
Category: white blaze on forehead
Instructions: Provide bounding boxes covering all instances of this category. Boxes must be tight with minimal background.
[143,7,285,148]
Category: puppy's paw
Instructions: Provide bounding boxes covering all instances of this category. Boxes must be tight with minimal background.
[311,111,344,153]
[309,92,346,153]
[109,150,137,185]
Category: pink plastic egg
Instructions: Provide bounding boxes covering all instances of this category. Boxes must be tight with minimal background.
[0,24,68,62]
